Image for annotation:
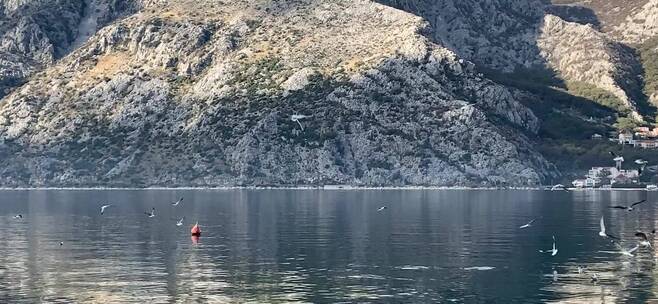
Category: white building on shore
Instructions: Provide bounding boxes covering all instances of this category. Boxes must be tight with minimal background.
[618,132,634,145]
[617,129,658,149]
[572,167,640,188]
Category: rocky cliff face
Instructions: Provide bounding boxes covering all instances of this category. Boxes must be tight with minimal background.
[0,0,139,98]
[537,15,645,119]
[613,0,658,44]
[551,0,648,32]
[2,0,658,187]
[381,0,651,118]
[0,0,80,97]
[379,0,548,72]
[0,0,556,187]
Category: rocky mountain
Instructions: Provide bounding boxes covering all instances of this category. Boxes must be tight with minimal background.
[537,14,645,120]
[612,0,658,44]
[381,0,650,119]
[0,0,656,187]
[379,0,547,72]
[0,0,559,187]
[0,0,140,98]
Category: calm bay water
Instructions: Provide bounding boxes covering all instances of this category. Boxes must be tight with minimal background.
[0,189,657,303]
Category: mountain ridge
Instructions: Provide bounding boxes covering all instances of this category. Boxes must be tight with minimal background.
[0,0,558,187]
[0,0,657,187]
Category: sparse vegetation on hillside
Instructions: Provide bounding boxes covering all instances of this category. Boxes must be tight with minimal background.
[539,139,658,180]
[485,65,656,139]
[614,116,642,131]
[484,65,656,181]
[550,0,649,31]
[638,37,658,104]
[483,66,616,140]
[565,81,629,115]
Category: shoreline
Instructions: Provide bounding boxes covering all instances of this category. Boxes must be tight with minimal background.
[0,186,653,191]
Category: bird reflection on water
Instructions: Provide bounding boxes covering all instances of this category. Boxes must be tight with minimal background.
[0,189,657,303]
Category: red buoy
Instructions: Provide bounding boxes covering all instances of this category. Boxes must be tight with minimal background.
[191,222,201,236]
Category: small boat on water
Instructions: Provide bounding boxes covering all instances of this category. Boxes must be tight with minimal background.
[191,222,201,236]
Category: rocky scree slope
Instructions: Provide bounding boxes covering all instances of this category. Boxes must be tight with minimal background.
[0,0,556,187]
[612,0,658,44]
[537,14,645,120]
[609,0,658,107]
[381,0,651,120]
[0,0,142,99]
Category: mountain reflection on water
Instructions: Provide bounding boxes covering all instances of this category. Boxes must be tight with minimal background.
[0,189,657,303]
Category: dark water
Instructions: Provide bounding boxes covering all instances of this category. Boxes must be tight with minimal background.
[0,189,657,303]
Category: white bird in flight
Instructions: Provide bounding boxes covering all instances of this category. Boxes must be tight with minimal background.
[145,208,156,218]
[291,114,309,131]
[551,184,568,191]
[377,206,388,212]
[13,214,22,219]
[176,217,184,226]
[609,199,647,212]
[539,235,558,256]
[635,230,654,248]
[519,219,536,229]
[172,197,183,206]
[100,204,112,215]
[616,243,639,257]
[598,217,619,239]
[609,151,624,162]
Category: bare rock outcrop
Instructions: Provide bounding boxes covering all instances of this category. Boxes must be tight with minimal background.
[0,0,556,187]
[0,0,140,98]
[378,0,548,72]
[377,0,649,119]
[538,14,644,119]
[613,0,658,44]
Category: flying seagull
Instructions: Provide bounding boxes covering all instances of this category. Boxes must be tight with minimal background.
[100,204,112,215]
[172,197,183,206]
[635,230,654,248]
[609,199,647,212]
[176,217,185,226]
[377,206,388,212]
[599,217,619,239]
[13,214,22,219]
[539,235,558,256]
[551,184,568,191]
[145,208,156,218]
[291,114,309,131]
[519,218,536,229]
[609,151,624,163]
[59,242,64,246]
[616,243,639,257]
